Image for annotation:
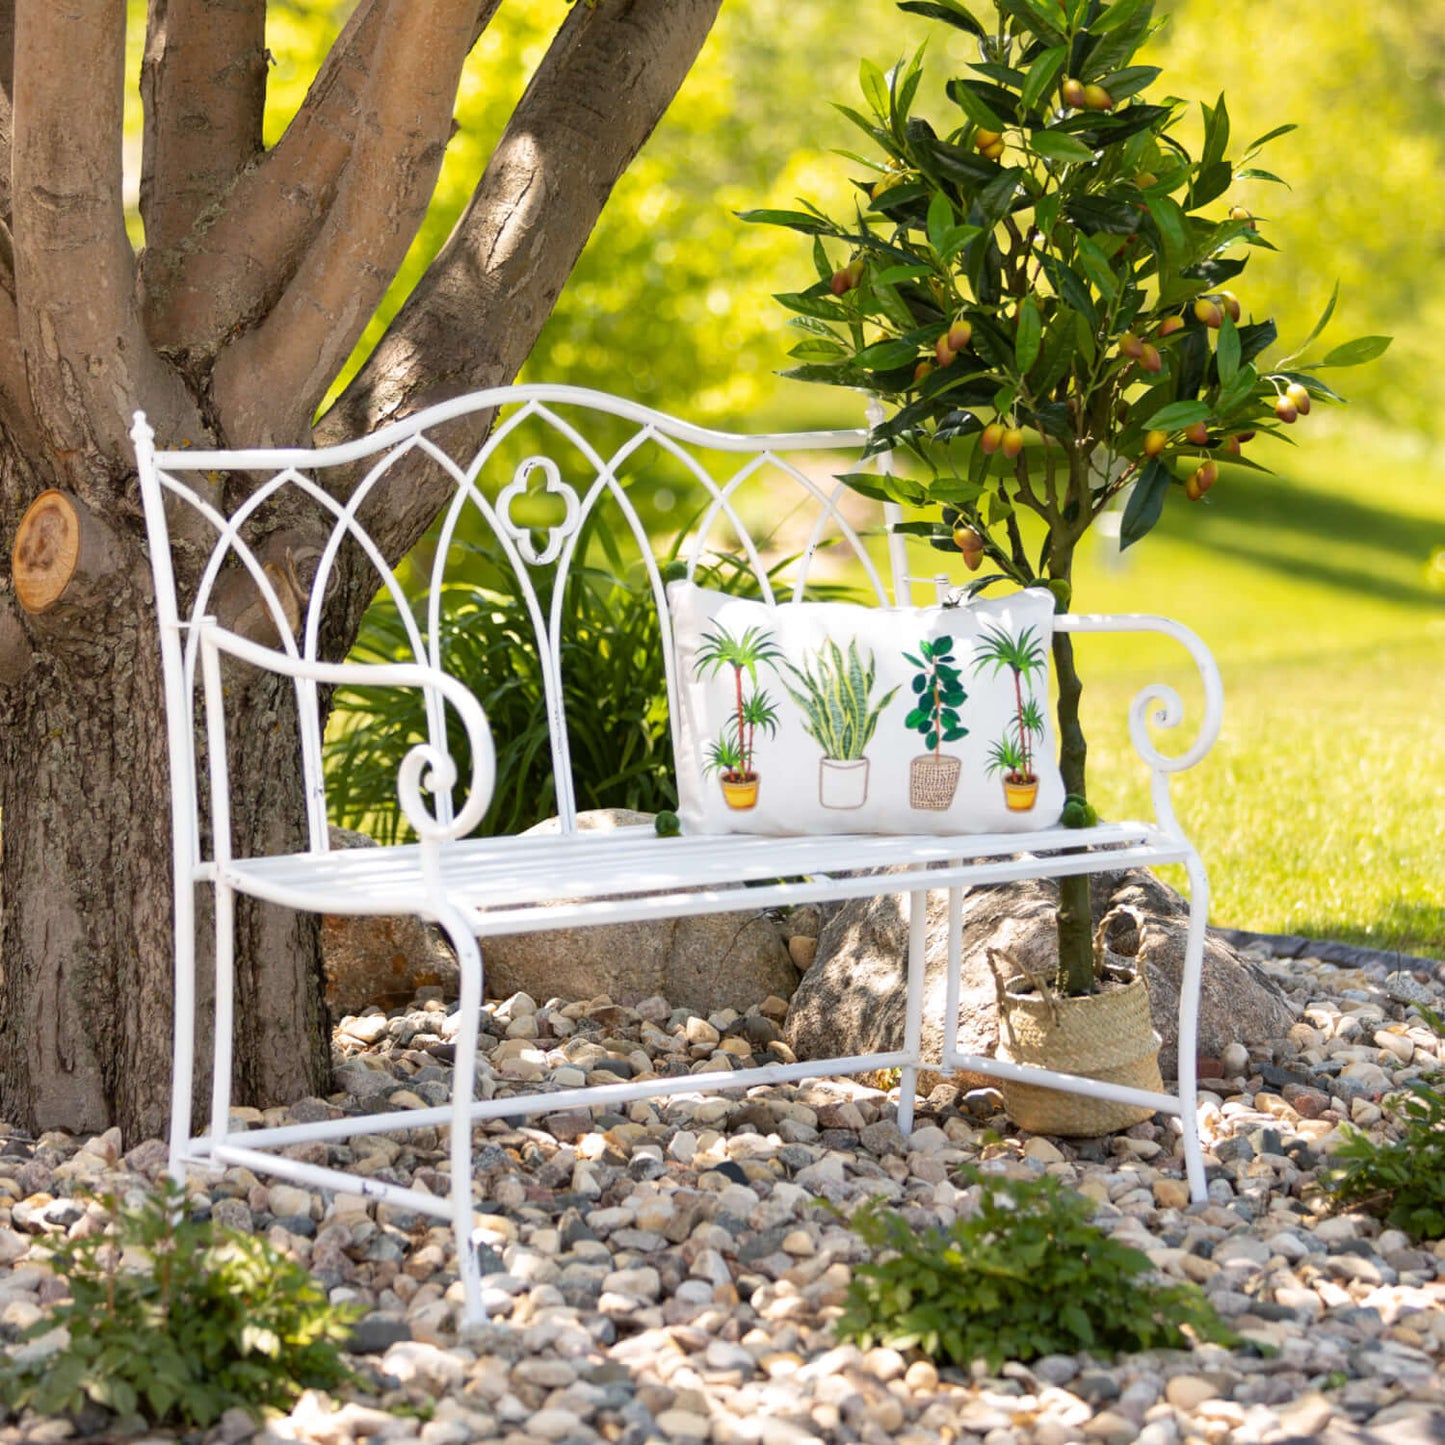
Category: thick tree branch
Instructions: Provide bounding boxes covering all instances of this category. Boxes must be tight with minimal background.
[315,0,725,528]
[139,0,387,353]
[12,0,201,486]
[139,0,268,260]
[0,0,15,228]
[143,0,502,364]
[210,0,484,445]
[0,282,43,458]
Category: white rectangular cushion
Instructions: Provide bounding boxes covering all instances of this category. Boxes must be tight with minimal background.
[668,580,1065,836]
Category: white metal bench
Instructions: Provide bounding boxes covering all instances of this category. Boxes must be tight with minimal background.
[131,385,1223,1323]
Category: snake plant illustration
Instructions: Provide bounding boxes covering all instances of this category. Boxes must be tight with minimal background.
[974,623,1048,811]
[903,635,968,810]
[782,638,898,809]
[695,621,782,809]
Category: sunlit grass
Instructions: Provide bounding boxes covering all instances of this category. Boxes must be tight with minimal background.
[1056,418,1445,958]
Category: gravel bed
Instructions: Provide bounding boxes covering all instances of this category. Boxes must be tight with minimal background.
[3,946,1445,1445]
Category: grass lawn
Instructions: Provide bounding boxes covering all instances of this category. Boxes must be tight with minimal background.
[1052,418,1445,960]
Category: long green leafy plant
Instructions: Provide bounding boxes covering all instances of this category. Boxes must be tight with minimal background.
[782,638,899,760]
[742,0,1388,992]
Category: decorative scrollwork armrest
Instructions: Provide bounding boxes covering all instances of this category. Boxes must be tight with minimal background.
[1055,614,1224,774]
[196,621,495,841]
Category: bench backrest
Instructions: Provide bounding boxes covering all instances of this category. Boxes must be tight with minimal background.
[133,385,919,858]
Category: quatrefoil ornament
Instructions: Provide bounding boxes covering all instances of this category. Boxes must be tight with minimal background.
[497,456,581,566]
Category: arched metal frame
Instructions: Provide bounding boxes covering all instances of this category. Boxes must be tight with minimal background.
[132,384,1224,1324]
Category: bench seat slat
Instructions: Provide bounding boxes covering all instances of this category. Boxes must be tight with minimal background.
[217,818,1185,926]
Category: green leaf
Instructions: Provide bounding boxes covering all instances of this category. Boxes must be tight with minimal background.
[1015,299,1043,375]
[789,338,849,361]
[1144,399,1211,431]
[896,0,987,37]
[1247,121,1298,152]
[1201,92,1230,170]
[1031,129,1098,165]
[1065,195,1142,235]
[856,339,923,370]
[1318,335,1392,368]
[774,290,848,322]
[1145,194,1187,259]
[1082,0,1156,76]
[1089,0,1147,34]
[1215,315,1240,384]
[735,208,836,236]
[1074,235,1118,300]
[1019,45,1068,116]
[994,0,1066,43]
[930,477,986,506]
[1214,361,1258,413]
[781,362,869,387]
[1235,167,1287,185]
[1188,159,1233,210]
[927,190,955,253]
[1119,457,1170,550]
[1040,255,1098,329]
[872,263,937,286]
[1096,65,1160,102]
[860,58,890,119]
[946,79,1009,133]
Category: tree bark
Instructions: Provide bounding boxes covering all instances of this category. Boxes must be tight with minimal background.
[0,0,724,1145]
[139,0,267,259]
[1049,530,1095,997]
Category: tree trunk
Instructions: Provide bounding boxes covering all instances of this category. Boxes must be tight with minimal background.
[0,476,328,1144]
[0,0,723,1144]
[1049,535,1095,996]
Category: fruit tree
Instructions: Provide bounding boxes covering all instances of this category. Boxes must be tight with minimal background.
[746,0,1387,994]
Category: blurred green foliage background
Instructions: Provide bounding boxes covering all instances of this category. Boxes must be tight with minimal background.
[249,0,1445,436]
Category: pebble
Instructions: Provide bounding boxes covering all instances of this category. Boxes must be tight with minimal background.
[2,948,1443,1445]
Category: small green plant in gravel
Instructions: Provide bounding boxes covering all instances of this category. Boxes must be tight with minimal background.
[0,1180,359,1429]
[1326,1005,1445,1241]
[836,1167,1236,1369]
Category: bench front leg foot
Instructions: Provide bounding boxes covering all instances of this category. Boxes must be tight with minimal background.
[896,889,929,1136]
[1179,853,1210,1205]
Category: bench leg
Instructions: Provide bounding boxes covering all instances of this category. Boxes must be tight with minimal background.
[1179,852,1210,1204]
[432,905,486,1325]
[168,878,199,1191]
[896,888,928,1135]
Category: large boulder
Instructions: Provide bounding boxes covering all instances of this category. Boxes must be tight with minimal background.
[784,870,1295,1091]
[322,827,457,1014]
[477,810,801,1012]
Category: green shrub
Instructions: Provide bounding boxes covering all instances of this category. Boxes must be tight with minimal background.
[836,1168,1235,1369]
[0,1181,359,1429]
[1326,1005,1445,1241]
[327,535,680,840]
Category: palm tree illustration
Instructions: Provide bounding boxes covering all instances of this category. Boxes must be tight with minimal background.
[695,622,782,783]
[974,624,1048,784]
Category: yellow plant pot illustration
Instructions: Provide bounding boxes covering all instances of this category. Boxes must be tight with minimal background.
[720,775,760,810]
[1003,775,1039,811]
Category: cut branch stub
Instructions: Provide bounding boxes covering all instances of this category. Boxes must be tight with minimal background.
[12,489,123,616]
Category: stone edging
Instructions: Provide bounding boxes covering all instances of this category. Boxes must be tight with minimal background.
[1213,926,1442,975]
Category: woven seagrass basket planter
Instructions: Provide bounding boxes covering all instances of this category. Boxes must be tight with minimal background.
[995,970,1163,1137]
